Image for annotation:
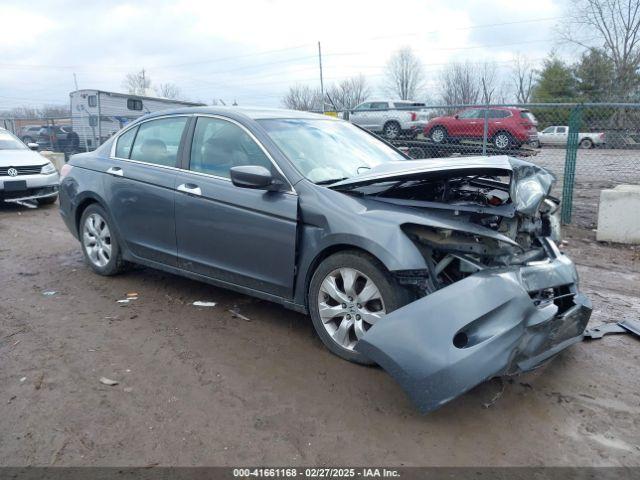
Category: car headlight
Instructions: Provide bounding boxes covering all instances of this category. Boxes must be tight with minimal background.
[41,161,57,174]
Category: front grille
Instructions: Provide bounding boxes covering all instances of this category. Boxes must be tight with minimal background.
[0,165,43,176]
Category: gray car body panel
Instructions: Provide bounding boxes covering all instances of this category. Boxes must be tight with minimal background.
[355,251,592,413]
[59,107,591,413]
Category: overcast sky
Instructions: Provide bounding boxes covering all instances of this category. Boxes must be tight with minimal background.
[0,0,582,110]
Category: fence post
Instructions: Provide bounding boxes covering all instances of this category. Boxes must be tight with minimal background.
[482,106,488,155]
[561,104,583,224]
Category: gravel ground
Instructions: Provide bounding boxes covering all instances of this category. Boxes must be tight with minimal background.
[1,202,639,467]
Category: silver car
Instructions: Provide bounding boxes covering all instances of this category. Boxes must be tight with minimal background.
[0,128,59,205]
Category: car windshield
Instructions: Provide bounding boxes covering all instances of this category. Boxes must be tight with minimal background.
[0,131,27,150]
[258,118,406,184]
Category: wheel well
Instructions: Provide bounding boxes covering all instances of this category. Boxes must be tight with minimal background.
[383,120,401,129]
[303,244,385,308]
[492,129,513,138]
[74,198,99,234]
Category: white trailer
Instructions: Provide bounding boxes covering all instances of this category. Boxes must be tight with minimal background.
[70,90,204,150]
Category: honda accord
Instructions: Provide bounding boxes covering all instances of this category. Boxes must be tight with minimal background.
[58,107,591,412]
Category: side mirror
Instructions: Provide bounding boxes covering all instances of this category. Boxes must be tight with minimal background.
[27,142,39,150]
[230,165,283,191]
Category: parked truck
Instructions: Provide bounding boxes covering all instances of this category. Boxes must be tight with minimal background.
[344,100,428,139]
[70,89,204,151]
[537,125,605,149]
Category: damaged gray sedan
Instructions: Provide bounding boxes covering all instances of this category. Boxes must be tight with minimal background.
[58,107,591,413]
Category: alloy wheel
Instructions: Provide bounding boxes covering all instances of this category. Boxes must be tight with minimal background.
[317,268,386,351]
[494,133,510,149]
[431,128,445,143]
[384,123,400,139]
[82,213,112,268]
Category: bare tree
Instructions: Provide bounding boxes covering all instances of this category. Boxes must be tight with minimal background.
[511,54,537,103]
[122,70,151,96]
[154,83,183,100]
[282,84,322,111]
[383,47,426,100]
[439,61,502,105]
[2,104,70,119]
[325,75,371,110]
[561,0,640,99]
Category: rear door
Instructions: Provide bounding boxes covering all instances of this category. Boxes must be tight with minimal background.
[104,115,189,266]
[174,115,298,298]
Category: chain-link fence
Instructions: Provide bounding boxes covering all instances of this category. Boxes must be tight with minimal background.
[3,102,639,229]
[329,102,640,229]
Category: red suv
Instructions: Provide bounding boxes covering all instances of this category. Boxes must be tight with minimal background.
[423,107,538,150]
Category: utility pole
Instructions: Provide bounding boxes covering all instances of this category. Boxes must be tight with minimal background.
[73,73,79,91]
[141,69,146,95]
[318,41,324,113]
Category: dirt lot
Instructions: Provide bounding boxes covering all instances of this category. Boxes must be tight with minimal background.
[1,202,639,467]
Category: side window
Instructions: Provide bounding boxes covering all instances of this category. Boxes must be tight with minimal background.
[542,126,555,134]
[130,117,187,167]
[458,109,479,119]
[488,110,510,119]
[127,99,143,111]
[190,117,272,179]
[370,102,388,110]
[556,126,567,134]
[354,103,371,111]
[115,126,138,159]
[88,95,97,107]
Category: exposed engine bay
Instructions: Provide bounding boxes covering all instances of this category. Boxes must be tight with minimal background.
[330,157,561,294]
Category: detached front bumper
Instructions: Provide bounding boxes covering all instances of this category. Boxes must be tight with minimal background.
[356,251,591,413]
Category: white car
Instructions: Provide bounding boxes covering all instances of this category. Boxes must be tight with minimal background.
[0,128,60,205]
[538,125,605,149]
[346,100,427,139]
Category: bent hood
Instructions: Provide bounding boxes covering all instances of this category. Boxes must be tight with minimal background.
[329,155,555,217]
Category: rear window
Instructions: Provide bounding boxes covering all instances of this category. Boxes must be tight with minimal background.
[520,110,537,123]
[394,102,425,109]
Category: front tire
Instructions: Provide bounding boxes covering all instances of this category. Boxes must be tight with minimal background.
[79,204,126,276]
[308,251,412,364]
[429,126,447,144]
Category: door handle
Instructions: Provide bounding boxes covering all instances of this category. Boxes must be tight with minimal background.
[106,166,123,177]
[177,183,202,196]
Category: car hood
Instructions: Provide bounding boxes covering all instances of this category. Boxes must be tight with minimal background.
[329,156,555,217]
[329,156,514,188]
[0,149,48,167]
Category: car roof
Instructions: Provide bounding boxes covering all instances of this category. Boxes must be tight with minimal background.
[136,106,337,122]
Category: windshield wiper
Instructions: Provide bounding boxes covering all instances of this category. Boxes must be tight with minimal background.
[315,177,350,185]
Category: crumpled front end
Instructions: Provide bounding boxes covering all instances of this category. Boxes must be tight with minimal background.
[356,241,591,413]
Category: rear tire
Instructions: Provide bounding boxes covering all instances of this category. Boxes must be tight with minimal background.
[579,138,593,149]
[308,250,412,365]
[492,131,514,150]
[383,121,401,140]
[79,204,127,276]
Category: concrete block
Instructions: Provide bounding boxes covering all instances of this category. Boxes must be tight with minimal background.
[596,184,640,244]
